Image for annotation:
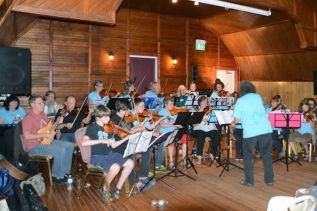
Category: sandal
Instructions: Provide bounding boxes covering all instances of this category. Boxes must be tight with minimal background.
[240,180,253,187]
[112,187,121,201]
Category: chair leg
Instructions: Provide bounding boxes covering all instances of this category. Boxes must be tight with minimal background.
[78,171,89,198]
[308,143,312,162]
[47,158,53,186]
[229,140,233,159]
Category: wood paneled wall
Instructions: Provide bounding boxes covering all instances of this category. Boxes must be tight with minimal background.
[12,8,236,103]
[252,81,315,111]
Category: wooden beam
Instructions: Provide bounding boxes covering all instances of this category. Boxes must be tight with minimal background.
[12,0,122,25]
[0,0,17,27]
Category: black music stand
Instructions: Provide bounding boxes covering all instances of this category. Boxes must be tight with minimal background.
[269,112,302,171]
[141,131,176,191]
[160,112,204,181]
[212,110,244,177]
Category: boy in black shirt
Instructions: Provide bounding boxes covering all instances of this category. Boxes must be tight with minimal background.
[83,105,133,200]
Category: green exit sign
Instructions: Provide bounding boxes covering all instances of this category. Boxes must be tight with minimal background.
[195,39,206,51]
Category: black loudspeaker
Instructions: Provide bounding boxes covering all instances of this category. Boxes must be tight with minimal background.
[0,46,31,95]
[314,70,317,95]
[191,64,198,82]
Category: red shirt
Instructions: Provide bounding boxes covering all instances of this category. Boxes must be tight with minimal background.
[22,112,49,151]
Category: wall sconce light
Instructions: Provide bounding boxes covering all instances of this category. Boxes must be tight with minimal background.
[194,1,199,5]
[108,51,114,61]
[172,0,178,3]
[171,56,178,65]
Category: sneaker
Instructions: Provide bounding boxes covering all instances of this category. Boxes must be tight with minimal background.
[148,172,154,177]
[53,177,67,184]
[240,180,253,187]
[155,165,167,172]
[140,178,156,192]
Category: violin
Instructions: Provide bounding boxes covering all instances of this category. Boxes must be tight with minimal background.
[170,107,189,115]
[203,106,212,114]
[303,111,315,123]
[218,90,229,97]
[104,121,131,139]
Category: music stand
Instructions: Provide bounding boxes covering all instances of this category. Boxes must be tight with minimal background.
[107,97,133,110]
[160,112,204,181]
[141,131,177,191]
[123,131,153,196]
[213,110,244,177]
[269,112,302,171]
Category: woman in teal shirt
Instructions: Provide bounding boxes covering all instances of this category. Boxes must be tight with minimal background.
[231,81,273,187]
[0,96,26,125]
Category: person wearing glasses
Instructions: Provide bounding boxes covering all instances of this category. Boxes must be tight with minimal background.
[88,80,109,108]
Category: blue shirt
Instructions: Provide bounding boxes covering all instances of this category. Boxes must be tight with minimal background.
[132,120,151,128]
[88,92,109,107]
[210,91,218,98]
[144,90,157,98]
[0,107,26,125]
[158,108,177,133]
[233,93,272,138]
[297,115,314,135]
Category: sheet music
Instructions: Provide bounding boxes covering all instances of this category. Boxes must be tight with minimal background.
[214,110,234,125]
[123,131,153,158]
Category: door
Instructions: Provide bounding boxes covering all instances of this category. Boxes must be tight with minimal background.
[129,55,157,93]
[216,70,235,94]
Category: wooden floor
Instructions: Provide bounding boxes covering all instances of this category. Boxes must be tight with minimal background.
[41,155,317,211]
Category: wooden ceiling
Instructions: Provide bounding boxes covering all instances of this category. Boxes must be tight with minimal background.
[1,0,317,81]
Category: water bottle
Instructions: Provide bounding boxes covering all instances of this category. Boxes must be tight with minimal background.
[151,199,168,208]
[67,175,73,191]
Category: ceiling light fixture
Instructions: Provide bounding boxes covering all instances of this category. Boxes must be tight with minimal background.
[189,0,271,16]
[172,0,178,3]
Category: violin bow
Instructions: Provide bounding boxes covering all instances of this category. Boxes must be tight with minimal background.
[105,82,113,96]
[70,96,88,128]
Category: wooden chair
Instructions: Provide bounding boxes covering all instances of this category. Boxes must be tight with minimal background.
[75,127,110,203]
[20,135,53,186]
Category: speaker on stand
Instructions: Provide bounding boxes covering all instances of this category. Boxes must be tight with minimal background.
[191,64,198,83]
[0,46,31,96]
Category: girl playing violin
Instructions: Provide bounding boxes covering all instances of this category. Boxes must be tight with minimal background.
[157,97,181,170]
[211,78,229,98]
[129,98,166,189]
[119,80,136,98]
[88,80,109,108]
[191,96,221,164]
[265,96,286,159]
[83,105,133,200]
[289,100,316,161]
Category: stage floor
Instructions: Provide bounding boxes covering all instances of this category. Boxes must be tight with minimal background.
[41,155,317,211]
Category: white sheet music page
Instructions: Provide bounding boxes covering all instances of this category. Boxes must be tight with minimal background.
[214,110,234,125]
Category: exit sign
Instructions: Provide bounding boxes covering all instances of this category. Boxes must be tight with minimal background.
[195,39,206,51]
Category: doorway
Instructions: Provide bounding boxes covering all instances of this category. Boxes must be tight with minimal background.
[216,69,236,93]
[129,55,157,93]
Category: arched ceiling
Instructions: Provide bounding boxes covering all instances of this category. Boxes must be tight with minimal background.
[1,0,316,81]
